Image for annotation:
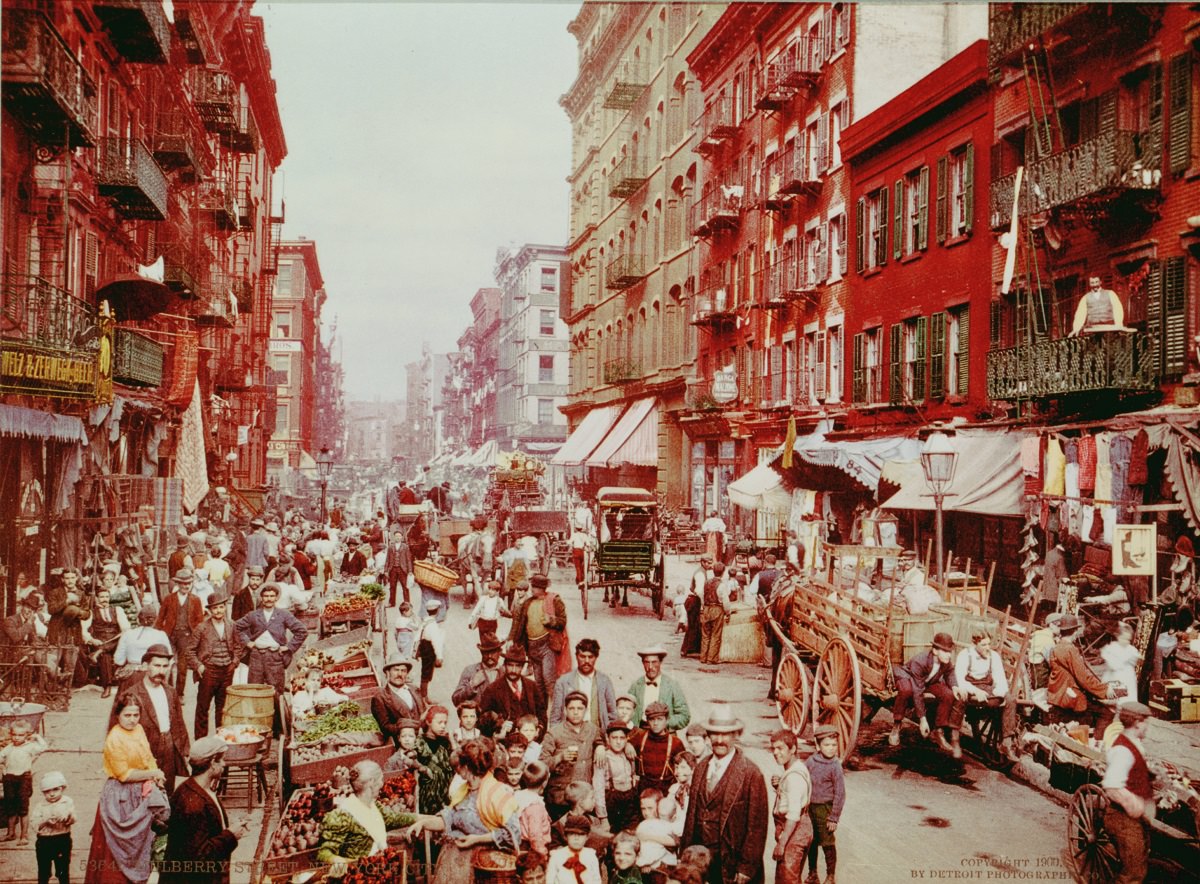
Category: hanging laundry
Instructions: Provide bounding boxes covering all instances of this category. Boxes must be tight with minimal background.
[1078,433,1097,491]
[1064,461,1081,538]
[1021,435,1042,496]
[1127,428,1149,486]
[1043,435,1066,496]
[1064,438,1079,466]
[1109,433,1133,507]
[1081,505,1096,543]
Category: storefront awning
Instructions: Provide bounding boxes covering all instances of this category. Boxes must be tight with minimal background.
[880,429,1025,516]
[586,398,658,468]
[552,404,625,466]
[0,403,87,444]
[728,458,792,512]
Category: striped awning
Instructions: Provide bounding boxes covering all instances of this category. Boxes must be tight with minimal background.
[586,398,658,468]
[552,404,624,466]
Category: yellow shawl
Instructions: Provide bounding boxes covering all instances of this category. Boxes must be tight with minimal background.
[103,724,157,782]
[475,772,518,831]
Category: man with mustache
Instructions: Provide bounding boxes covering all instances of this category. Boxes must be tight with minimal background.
[107,643,189,795]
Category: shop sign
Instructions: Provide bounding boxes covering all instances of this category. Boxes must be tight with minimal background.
[711,366,738,404]
[0,341,97,399]
[269,339,301,352]
[1113,524,1156,576]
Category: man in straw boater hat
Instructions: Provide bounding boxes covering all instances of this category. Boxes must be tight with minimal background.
[681,703,769,884]
[889,631,965,758]
[451,635,505,708]
[1100,701,1156,883]
[190,590,242,738]
[628,644,690,733]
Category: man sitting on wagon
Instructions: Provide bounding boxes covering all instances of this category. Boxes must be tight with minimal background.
[953,629,1020,762]
[889,632,965,758]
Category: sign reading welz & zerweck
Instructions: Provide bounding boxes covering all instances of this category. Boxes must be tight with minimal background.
[0,340,98,398]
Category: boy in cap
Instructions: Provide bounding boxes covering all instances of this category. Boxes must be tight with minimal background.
[1100,702,1155,882]
[630,702,685,796]
[29,771,73,883]
[415,599,445,702]
[548,813,602,883]
[594,720,639,835]
[542,690,601,821]
[805,725,844,884]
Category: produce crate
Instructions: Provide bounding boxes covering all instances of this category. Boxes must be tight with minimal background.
[325,650,370,673]
[259,786,324,880]
[286,741,393,787]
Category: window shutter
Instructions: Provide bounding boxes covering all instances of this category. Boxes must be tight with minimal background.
[917,165,930,250]
[1168,54,1192,174]
[878,186,889,266]
[956,307,970,396]
[818,222,829,282]
[1145,260,1163,375]
[823,9,833,62]
[889,323,902,405]
[929,312,945,399]
[855,197,865,273]
[989,300,1002,348]
[914,316,927,402]
[815,330,827,400]
[85,231,98,297]
[892,179,903,260]
[1147,62,1163,164]
[963,142,974,234]
[837,217,848,275]
[1164,256,1187,375]
[770,345,783,402]
[936,156,948,243]
[798,337,810,402]
[817,113,829,173]
[852,332,865,403]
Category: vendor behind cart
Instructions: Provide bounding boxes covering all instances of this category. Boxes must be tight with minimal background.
[1100,702,1156,883]
[317,759,415,878]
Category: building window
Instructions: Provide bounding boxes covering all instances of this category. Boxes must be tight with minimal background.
[539,309,556,336]
[538,355,555,383]
[275,402,289,435]
[804,329,826,403]
[950,144,974,237]
[857,187,888,271]
[537,398,554,424]
[808,20,823,71]
[805,224,826,286]
[271,354,291,387]
[540,266,558,292]
[901,166,929,256]
[805,118,821,180]
[827,325,843,403]
[853,326,883,403]
[948,305,969,397]
[902,316,927,403]
[830,99,849,168]
[274,311,291,338]
[828,212,847,278]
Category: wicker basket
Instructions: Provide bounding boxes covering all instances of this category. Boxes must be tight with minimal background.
[413,560,458,591]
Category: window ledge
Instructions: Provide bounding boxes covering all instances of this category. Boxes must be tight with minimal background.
[900,251,922,265]
[946,394,968,405]
[863,266,883,279]
[828,48,847,65]
[944,232,971,249]
[1186,165,1200,183]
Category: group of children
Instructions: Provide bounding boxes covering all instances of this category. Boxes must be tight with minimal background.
[1,720,74,884]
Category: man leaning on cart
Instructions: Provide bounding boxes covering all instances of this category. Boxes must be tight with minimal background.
[1101,702,1156,883]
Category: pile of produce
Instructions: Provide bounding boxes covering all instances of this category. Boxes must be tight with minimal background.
[378,771,417,814]
[297,649,336,670]
[323,594,376,616]
[341,847,411,883]
[344,639,373,655]
[358,583,385,601]
[266,771,352,858]
[294,702,380,744]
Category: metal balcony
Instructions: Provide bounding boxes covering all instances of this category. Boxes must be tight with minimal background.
[173,6,213,65]
[989,128,1161,229]
[756,36,821,111]
[605,254,648,290]
[2,11,98,148]
[757,257,804,309]
[161,242,206,297]
[696,97,738,155]
[235,185,256,231]
[93,0,171,64]
[189,68,237,133]
[603,358,643,385]
[215,351,253,391]
[152,111,207,179]
[194,293,235,328]
[197,180,237,230]
[96,138,169,220]
[1,274,97,351]
[222,111,259,154]
[113,327,164,387]
[690,184,743,237]
[602,61,649,110]
[608,154,650,199]
[986,331,1156,401]
[763,145,818,211]
[690,288,736,331]
[987,4,1088,71]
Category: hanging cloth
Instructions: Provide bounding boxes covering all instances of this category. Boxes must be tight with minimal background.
[1043,436,1066,496]
[1095,433,1113,502]
[1127,429,1150,486]
[1078,434,1097,492]
[1021,436,1042,496]
[1109,433,1133,508]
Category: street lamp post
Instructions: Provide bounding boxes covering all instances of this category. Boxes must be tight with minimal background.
[317,446,334,525]
[920,427,958,585]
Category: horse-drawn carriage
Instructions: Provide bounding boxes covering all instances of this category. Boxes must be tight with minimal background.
[581,487,665,621]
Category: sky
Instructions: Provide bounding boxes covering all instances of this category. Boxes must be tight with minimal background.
[257,1,579,402]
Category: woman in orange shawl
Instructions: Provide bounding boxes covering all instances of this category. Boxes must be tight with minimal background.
[405,739,520,882]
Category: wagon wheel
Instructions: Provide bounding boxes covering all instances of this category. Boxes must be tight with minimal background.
[1067,784,1120,884]
[812,635,862,761]
[775,651,811,735]
[537,534,551,576]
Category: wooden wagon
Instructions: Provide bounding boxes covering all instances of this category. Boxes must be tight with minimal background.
[766,542,1033,760]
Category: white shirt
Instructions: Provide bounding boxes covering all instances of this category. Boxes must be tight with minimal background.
[643,679,661,710]
[691,567,710,597]
[701,516,727,534]
[114,627,173,666]
[954,646,1009,698]
[547,845,601,884]
[144,682,171,732]
[471,595,505,621]
[1101,733,1145,790]
[706,748,737,791]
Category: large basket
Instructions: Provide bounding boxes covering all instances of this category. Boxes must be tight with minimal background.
[888,610,953,663]
[413,560,457,591]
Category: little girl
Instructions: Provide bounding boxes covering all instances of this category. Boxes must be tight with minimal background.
[468,581,510,643]
[1099,621,1140,703]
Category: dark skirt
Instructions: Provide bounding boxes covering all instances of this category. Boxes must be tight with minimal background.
[682,595,702,656]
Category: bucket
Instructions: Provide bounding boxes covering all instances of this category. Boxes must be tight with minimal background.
[0,699,47,734]
[223,684,275,733]
[471,848,518,883]
[889,610,952,663]
[929,603,972,643]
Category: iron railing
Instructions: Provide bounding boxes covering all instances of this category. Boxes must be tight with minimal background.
[161,242,209,298]
[691,285,736,329]
[93,0,172,64]
[1,10,98,147]
[189,67,237,132]
[197,179,237,230]
[987,4,1087,71]
[96,137,169,220]
[696,97,738,153]
[174,5,213,64]
[603,61,649,110]
[753,375,792,409]
[605,254,648,290]
[990,128,1161,228]
[0,274,97,352]
[609,154,650,199]
[690,183,743,236]
[113,327,164,387]
[603,358,643,385]
[986,332,1156,400]
[152,110,208,177]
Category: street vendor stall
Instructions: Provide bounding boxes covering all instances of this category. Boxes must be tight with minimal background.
[318,583,386,638]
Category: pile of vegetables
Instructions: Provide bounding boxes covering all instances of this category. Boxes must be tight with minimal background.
[377,771,417,813]
[342,847,411,883]
[297,649,336,670]
[358,583,385,601]
[323,594,376,615]
[267,772,352,857]
[295,702,380,744]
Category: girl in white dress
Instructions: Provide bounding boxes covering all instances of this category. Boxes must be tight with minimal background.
[1098,621,1140,703]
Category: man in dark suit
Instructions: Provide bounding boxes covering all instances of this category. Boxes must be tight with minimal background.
[160,736,250,883]
[340,536,370,579]
[234,584,307,700]
[109,643,190,795]
[190,591,242,738]
[385,527,413,607]
[371,655,426,747]
[479,645,545,732]
[156,569,205,699]
[681,704,769,884]
[889,630,964,757]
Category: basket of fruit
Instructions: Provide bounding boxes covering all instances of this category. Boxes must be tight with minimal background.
[216,723,266,762]
[341,846,411,883]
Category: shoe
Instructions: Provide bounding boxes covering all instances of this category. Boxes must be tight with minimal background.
[804,871,820,884]
[888,725,901,747]
[949,731,963,760]
[933,731,953,753]
[101,687,112,699]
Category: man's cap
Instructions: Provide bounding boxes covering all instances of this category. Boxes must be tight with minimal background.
[477,637,504,654]
[395,718,420,732]
[813,724,838,741]
[39,771,67,792]
[424,599,441,612]
[637,645,669,660]
[346,536,360,545]
[1119,701,1152,720]
[932,632,956,652]
[1056,613,1083,632]
[529,574,550,589]
[188,735,229,765]
[562,814,591,835]
[606,720,632,734]
[1175,535,1195,558]
[173,569,194,584]
[644,701,669,720]
[502,645,527,665]
[144,643,173,661]
[250,519,264,528]
[563,690,588,707]
[615,693,636,706]
[206,591,229,609]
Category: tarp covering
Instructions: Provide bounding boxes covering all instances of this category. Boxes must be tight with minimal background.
[552,405,624,466]
[586,398,658,467]
[467,439,500,467]
[880,429,1025,516]
[0,403,87,444]
[794,435,921,492]
[727,458,792,512]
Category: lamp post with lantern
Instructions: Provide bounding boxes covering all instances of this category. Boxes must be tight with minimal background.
[920,426,958,585]
[317,446,334,525]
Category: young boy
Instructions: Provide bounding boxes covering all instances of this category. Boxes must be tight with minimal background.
[683,723,710,760]
[453,701,481,749]
[516,760,553,859]
[548,814,602,883]
[805,724,846,884]
[615,695,637,728]
[0,721,48,843]
[607,830,643,884]
[394,601,417,659]
[383,719,427,776]
[468,580,509,643]
[638,788,662,823]
[552,781,599,847]
[594,720,639,835]
[770,729,813,884]
[503,732,530,786]
[517,713,543,765]
[415,600,445,701]
[29,771,73,884]
[630,702,685,795]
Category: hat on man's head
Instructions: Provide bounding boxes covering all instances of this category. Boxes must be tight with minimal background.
[562,814,591,836]
[424,599,441,612]
[173,568,194,584]
[39,771,67,792]
[1118,701,1153,722]
[267,521,280,532]
[529,574,550,589]
[1176,535,1195,558]
[477,636,504,654]
[502,645,527,665]
[606,720,632,734]
[246,566,264,577]
[644,701,669,720]
[188,736,229,766]
[206,590,229,609]
[637,644,669,660]
[250,518,264,528]
[615,693,636,706]
[144,643,173,662]
[932,632,956,652]
[382,654,413,672]
[1056,613,1083,633]
[701,702,743,734]
[395,718,420,733]
[813,724,838,742]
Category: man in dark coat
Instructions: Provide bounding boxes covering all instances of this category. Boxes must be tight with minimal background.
[451,637,505,708]
[160,736,250,883]
[190,591,242,738]
[46,568,91,687]
[109,643,190,794]
[340,536,370,579]
[508,573,568,700]
[156,569,205,698]
[681,704,769,884]
[889,631,964,757]
[385,527,413,607]
[479,645,545,731]
[371,655,426,746]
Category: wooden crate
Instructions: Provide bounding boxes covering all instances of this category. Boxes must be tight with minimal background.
[286,742,393,787]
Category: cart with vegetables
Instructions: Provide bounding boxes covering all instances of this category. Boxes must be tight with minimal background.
[318,584,386,638]
[282,701,393,801]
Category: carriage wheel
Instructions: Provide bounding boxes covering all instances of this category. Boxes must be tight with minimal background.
[812,635,862,761]
[651,583,663,619]
[654,559,666,619]
[775,652,811,736]
[1067,784,1120,884]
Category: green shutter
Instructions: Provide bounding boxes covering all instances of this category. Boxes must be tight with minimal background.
[1164,256,1187,376]
[989,300,1002,348]
[956,307,970,396]
[936,156,948,243]
[914,316,927,402]
[1169,53,1193,174]
[855,197,865,273]
[879,186,889,266]
[889,323,902,405]
[963,142,974,234]
[917,166,930,251]
[852,332,865,403]
[893,179,903,260]
[929,311,945,399]
[1146,261,1163,376]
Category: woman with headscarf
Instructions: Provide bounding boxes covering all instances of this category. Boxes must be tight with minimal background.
[84,694,171,883]
[317,760,415,878]
[405,738,521,883]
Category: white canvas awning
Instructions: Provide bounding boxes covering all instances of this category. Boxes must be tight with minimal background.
[552,404,624,466]
[880,429,1025,516]
[728,458,792,511]
[585,398,658,467]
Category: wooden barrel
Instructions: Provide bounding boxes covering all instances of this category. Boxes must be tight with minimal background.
[929,603,972,643]
[222,684,275,732]
[719,606,765,664]
[889,610,953,663]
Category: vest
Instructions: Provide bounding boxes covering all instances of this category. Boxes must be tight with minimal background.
[91,608,122,643]
[703,577,721,607]
[1113,733,1153,801]
[697,759,725,844]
